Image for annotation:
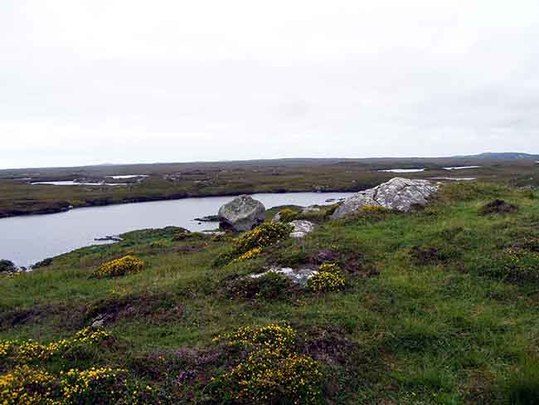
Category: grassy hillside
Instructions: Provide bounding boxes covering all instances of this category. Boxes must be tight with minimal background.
[1,182,538,403]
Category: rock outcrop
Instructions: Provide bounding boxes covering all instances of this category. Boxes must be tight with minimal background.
[218,195,266,232]
[250,267,318,287]
[289,220,315,238]
[331,177,438,219]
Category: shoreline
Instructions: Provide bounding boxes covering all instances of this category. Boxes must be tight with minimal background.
[0,187,357,220]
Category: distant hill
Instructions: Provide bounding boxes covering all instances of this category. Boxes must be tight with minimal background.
[463,152,539,160]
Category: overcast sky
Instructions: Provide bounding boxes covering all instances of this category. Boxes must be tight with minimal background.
[1,1,538,169]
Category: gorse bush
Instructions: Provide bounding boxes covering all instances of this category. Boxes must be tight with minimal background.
[0,328,112,367]
[210,324,323,404]
[218,323,297,350]
[61,367,135,403]
[94,255,145,278]
[0,365,148,404]
[0,329,152,404]
[308,263,346,292]
[277,207,299,223]
[232,247,263,263]
[0,365,60,404]
[318,262,341,274]
[216,350,322,404]
[233,222,293,255]
[215,222,292,266]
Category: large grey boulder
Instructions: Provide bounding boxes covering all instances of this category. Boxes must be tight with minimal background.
[331,177,438,219]
[218,195,266,231]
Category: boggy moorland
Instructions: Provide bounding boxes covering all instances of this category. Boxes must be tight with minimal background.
[0,180,538,404]
[1,154,538,218]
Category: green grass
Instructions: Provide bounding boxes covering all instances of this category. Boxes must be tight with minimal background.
[1,182,538,403]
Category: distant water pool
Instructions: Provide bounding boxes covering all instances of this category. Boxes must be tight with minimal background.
[379,168,425,173]
[0,192,354,267]
[31,181,125,186]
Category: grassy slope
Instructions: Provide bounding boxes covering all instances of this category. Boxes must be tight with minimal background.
[1,183,538,403]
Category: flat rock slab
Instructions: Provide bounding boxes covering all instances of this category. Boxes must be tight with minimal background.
[250,267,318,287]
[289,220,315,238]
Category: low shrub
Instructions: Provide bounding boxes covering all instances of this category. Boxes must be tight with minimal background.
[477,247,539,284]
[271,246,310,267]
[233,222,293,255]
[0,365,148,404]
[61,367,131,403]
[149,239,170,250]
[225,272,295,300]
[215,222,292,266]
[0,259,16,273]
[308,272,346,292]
[215,350,322,404]
[232,247,263,263]
[0,365,60,404]
[277,207,299,223]
[32,257,53,269]
[513,236,539,252]
[318,262,341,273]
[210,324,323,403]
[0,329,153,404]
[308,264,346,292]
[0,328,113,367]
[479,199,518,215]
[94,255,145,278]
[409,245,461,265]
[341,205,391,223]
[218,323,297,351]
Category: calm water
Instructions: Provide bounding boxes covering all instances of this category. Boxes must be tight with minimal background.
[0,192,353,267]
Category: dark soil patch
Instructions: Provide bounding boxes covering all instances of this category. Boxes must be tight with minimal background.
[309,249,340,265]
[85,293,184,326]
[511,236,539,253]
[0,307,46,328]
[222,272,300,301]
[310,248,375,276]
[299,325,384,401]
[300,325,359,366]
[129,344,237,402]
[479,199,518,215]
[130,345,231,380]
[410,246,446,265]
[0,303,86,330]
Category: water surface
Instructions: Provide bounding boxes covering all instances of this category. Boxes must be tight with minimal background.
[0,192,353,267]
[379,168,425,173]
